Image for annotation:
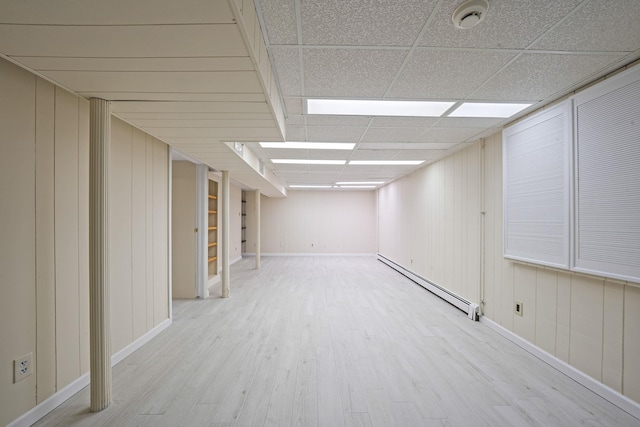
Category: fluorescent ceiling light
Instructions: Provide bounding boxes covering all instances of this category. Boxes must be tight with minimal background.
[307,99,455,117]
[349,160,424,166]
[260,142,355,150]
[271,159,346,165]
[336,181,385,185]
[338,185,377,189]
[290,185,333,188]
[448,102,532,118]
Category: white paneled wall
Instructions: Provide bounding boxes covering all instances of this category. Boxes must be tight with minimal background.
[381,130,640,404]
[378,143,482,304]
[253,191,376,254]
[0,57,170,426]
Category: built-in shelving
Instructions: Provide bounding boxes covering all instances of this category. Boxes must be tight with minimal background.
[241,191,247,253]
[208,180,218,276]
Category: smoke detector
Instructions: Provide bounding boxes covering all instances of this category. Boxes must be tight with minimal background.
[452,0,489,29]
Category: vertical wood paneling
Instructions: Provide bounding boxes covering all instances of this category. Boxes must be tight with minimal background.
[153,139,169,324]
[145,135,155,329]
[513,264,536,343]
[535,268,557,355]
[77,98,90,375]
[54,87,81,388]
[110,118,133,353]
[555,272,572,363]
[569,276,604,381]
[602,280,623,392]
[623,285,640,401]
[0,59,37,427]
[131,128,148,339]
[35,78,56,404]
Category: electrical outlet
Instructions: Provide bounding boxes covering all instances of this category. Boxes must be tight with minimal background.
[14,352,32,383]
[514,301,524,316]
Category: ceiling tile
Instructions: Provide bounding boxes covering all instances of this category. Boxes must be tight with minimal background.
[419,0,581,49]
[360,127,425,142]
[415,127,485,142]
[303,48,407,97]
[370,117,438,127]
[306,126,367,142]
[285,115,305,125]
[358,142,455,150]
[388,49,516,99]
[531,0,640,52]
[285,125,306,141]
[256,0,297,44]
[306,116,371,127]
[284,97,303,115]
[300,0,438,46]
[270,47,302,96]
[471,53,624,101]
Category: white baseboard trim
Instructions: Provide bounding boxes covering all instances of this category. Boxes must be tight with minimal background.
[231,255,242,265]
[111,318,171,366]
[480,316,640,421]
[8,318,172,427]
[244,252,376,257]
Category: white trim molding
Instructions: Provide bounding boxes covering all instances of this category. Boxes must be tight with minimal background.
[7,318,172,427]
[480,316,640,421]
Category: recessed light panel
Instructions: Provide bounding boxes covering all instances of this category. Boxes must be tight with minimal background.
[290,185,333,188]
[271,159,346,165]
[448,102,532,118]
[349,160,424,166]
[307,99,455,117]
[260,142,355,150]
[336,181,385,185]
[338,185,377,189]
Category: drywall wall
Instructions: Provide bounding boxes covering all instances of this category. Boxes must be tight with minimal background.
[252,190,376,254]
[0,57,170,426]
[171,161,197,298]
[377,132,640,404]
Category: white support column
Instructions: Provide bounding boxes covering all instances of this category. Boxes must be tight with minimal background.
[254,190,261,269]
[221,171,230,298]
[89,98,112,412]
[195,164,208,298]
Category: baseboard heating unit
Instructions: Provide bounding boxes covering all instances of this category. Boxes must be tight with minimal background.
[377,254,479,321]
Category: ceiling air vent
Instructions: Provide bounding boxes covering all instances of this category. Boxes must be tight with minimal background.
[452,0,489,29]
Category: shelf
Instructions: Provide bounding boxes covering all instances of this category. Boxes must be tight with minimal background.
[208,242,217,247]
[208,256,217,263]
[208,210,217,214]
[208,195,217,200]
[208,226,217,231]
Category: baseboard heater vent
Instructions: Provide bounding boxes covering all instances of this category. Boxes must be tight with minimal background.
[378,254,479,321]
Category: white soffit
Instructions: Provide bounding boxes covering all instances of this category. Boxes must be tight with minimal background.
[0,0,288,197]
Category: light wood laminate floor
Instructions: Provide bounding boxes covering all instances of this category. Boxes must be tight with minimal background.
[34,256,639,427]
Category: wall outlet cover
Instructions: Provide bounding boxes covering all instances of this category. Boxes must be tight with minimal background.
[14,352,33,383]
[515,301,524,316]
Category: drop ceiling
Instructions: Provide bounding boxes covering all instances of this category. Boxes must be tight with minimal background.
[1,0,639,194]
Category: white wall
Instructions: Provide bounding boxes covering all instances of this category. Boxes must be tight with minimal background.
[251,190,376,254]
[0,58,170,426]
[171,161,197,298]
[377,132,640,404]
[378,144,481,303]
